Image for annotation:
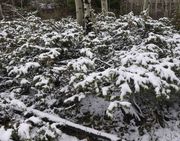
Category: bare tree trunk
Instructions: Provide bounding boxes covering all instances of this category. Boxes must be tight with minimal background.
[143,0,150,15]
[66,0,69,7]
[11,0,15,17]
[0,4,4,20]
[101,0,108,15]
[164,0,168,17]
[178,0,180,15]
[140,0,143,13]
[119,0,121,14]
[143,0,147,11]
[83,0,93,33]
[21,0,23,9]
[169,1,172,17]
[130,1,133,12]
[83,0,91,19]
[155,0,158,18]
[75,0,84,26]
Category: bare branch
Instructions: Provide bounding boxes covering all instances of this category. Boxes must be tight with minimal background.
[2,2,26,20]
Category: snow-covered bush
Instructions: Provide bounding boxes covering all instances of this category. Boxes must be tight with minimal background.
[0,12,180,140]
[64,13,180,119]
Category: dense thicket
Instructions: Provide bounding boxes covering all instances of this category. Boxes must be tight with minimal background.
[0,12,180,140]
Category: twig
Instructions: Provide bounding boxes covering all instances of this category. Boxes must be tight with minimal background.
[94,58,113,68]
[133,97,144,118]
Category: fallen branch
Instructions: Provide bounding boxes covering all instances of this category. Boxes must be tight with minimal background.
[29,108,121,141]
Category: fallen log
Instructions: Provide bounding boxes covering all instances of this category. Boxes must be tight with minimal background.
[29,108,121,141]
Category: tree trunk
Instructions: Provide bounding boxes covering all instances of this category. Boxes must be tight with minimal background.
[75,0,84,26]
[164,0,168,17]
[143,0,147,11]
[0,4,4,20]
[11,0,15,17]
[130,1,133,12]
[101,0,108,15]
[169,1,172,17]
[178,0,180,15]
[143,0,150,15]
[83,0,91,19]
[155,0,158,18]
[83,0,93,33]
[21,0,23,9]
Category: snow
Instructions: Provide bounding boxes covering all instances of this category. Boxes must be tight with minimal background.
[0,127,12,141]
[51,123,62,135]
[107,101,132,118]
[33,75,51,89]
[39,48,61,60]
[20,78,30,85]
[108,101,131,111]
[80,95,109,116]
[80,48,93,59]
[153,128,180,141]
[30,108,121,141]
[10,99,27,111]
[8,62,40,77]
[25,116,42,125]
[140,134,151,141]
[0,31,8,37]
[59,134,86,141]
[119,82,132,100]
[102,86,110,96]
[68,57,94,73]
[0,12,180,141]
[52,66,67,73]
[18,123,31,140]
[64,93,85,103]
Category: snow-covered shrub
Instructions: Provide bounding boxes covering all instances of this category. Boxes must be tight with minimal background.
[63,13,180,119]
[0,12,180,140]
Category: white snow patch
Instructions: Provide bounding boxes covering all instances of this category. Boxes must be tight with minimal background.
[39,48,60,60]
[102,86,111,96]
[20,78,30,85]
[33,75,50,88]
[154,128,180,141]
[0,127,12,141]
[25,116,42,125]
[18,123,31,140]
[10,99,27,111]
[64,93,85,103]
[0,31,8,37]
[68,57,94,73]
[80,48,93,59]
[8,62,40,77]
